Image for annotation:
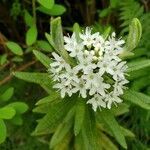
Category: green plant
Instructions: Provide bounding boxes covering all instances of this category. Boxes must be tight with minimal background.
[13,17,150,149]
[0,87,28,144]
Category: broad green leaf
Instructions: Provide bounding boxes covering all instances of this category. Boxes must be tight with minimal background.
[10,115,23,125]
[37,4,66,16]
[33,50,52,68]
[37,0,54,9]
[126,18,142,51]
[0,54,7,65]
[50,107,75,148]
[51,17,75,66]
[6,41,23,56]
[0,87,14,101]
[26,24,38,46]
[8,102,28,114]
[99,110,127,149]
[122,90,150,109]
[32,99,75,135]
[74,99,85,136]
[36,93,60,106]
[0,119,7,144]
[24,10,34,27]
[127,59,150,73]
[0,106,16,119]
[100,132,118,150]
[37,40,53,52]
[13,72,51,85]
[82,107,100,150]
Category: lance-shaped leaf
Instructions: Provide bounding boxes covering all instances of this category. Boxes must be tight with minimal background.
[73,23,81,41]
[127,59,150,73]
[50,17,75,66]
[32,98,75,135]
[50,107,75,148]
[0,119,7,144]
[33,50,52,68]
[74,99,86,136]
[99,109,127,149]
[126,18,142,52]
[37,0,54,9]
[122,90,150,110]
[81,107,101,150]
[13,72,51,85]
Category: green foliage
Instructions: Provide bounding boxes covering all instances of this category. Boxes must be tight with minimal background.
[0,87,28,144]
[37,0,54,9]
[6,41,23,56]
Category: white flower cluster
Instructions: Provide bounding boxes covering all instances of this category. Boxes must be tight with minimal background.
[49,27,128,111]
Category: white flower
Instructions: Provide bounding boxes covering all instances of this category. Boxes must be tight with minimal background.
[50,52,69,72]
[53,80,73,98]
[105,32,125,52]
[72,78,87,98]
[49,28,129,111]
[75,54,97,74]
[80,27,99,48]
[112,61,128,81]
[93,35,105,52]
[87,94,106,111]
[105,93,123,109]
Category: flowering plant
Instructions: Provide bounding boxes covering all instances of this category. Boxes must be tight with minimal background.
[50,28,128,111]
[14,17,150,149]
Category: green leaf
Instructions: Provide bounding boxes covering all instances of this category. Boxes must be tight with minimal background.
[24,10,34,27]
[99,109,127,149]
[10,115,23,125]
[0,119,7,144]
[0,87,14,101]
[13,72,51,85]
[0,54,7,65]
[50,107,75,148]
[122,90,150,110]
[0,106,16,119]
[82,107,100,150]
[37,0,54,9]
[6,41,23,56]
[32,99,75,135]
[127,59,150,73]
[74,99,85,136]
[121,127,135,138]
[37,40,53,52]
[100,132,118,150]
[12,56,23,62]
[37,4,66,16]
[36,93,60,106]
[33,50,52,68]
[126,18,142,51]
[103,27,111,39]
[51,17,75,66]
[26,24,38,46]
[111,103,129,116]
[73,23,81,41]
[8,102,28,114]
